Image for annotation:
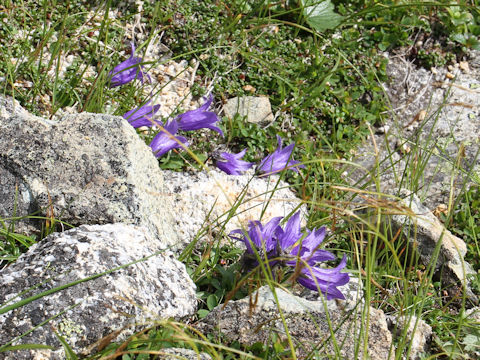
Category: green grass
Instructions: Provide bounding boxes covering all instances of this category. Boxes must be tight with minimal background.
[1,0,480,359]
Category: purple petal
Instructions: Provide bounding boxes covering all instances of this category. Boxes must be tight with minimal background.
[176,95,223,136]
[277,211,302,250]
[229,216,282,255]
[150,120,188,158]
[123,102,161,128]
[301,227,327,252]
[260,217,283,253]
[297,255,350,300]
[109,43,146,87]
[257,136,304,175]
[216,149,254,175]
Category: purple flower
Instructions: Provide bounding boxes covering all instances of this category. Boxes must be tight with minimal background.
[230,211,349,300]
[109,43,147,88]
[229,217,282,266]
[176,94,223,136]
[257,135,304,175]
[123,100,161,128]
[298,255,350,300]
[216,149,254,175]
[275,211,303,251]
[149,120,188,158]
[282,226,336,267]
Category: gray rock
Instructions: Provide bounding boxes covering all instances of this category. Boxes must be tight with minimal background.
[466,306,480,322]
[197,285,393,360]
[392,190,477,303]
[386,314,432,360]
[223,96,274,125]
[0,96,179,250]
[163,168,306,246]
[0,224,197,359]
[160,348,212,359]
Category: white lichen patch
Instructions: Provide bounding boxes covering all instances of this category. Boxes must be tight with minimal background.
[58,318,84,338]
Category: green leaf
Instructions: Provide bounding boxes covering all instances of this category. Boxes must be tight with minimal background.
[0,344,54,353]
[54,332,78,360]
[210,278,221,290]
[197,309,210,319]
[206,294,218,310]
[463,334,480,352]
[450,33,467,45]
[301,0,343,32]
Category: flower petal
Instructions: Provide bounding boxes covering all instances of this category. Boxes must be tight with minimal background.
[150,120,188,158]
[123,102,161,128]
[176,95,223,136]
[257,136,304,175]
[277,211,302,250]
[216,149,254,175]
[109,43,146,87]
[297,255,350,300]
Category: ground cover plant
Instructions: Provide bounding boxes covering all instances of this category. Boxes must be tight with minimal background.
[1,0,480,358]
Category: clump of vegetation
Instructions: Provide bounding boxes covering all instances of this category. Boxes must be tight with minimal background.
[1,0,480,359]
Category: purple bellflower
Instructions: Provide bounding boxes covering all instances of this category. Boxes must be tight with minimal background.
[216,149,254,175]
[257,135,304,175]
[229,211,350,300]
[230,216,282,267]
[277,218,349,300]
[109,43,147,88]
[123,100,161,129]
[298,255,350,300]
[176,94,224,136]
[149,120,188,158]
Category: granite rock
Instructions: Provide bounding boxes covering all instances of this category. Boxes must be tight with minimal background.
[197,284,393,360]
[163,168,306,246]
[392,190,477,304]
[223,96,274,125]
[160,348,212,360]
[345,55,480,210]
[0,96,179,250]
[0,224,196,359]
[387,314,432,359]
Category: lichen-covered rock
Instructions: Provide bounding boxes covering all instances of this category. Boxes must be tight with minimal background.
[197,285,393,360]
[392,190,477,305]
[0,224,197,360]
[163,168,305,245]
[161,348,212,360]
[387,314,432,360]
[0,96,178,249]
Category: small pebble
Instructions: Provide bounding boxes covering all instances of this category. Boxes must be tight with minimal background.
[376,125,390,134]
[446,72,455,79]
[459,61,470,73]
[243,85,256,93]
[397,142,411,155]
[417,109,427,122]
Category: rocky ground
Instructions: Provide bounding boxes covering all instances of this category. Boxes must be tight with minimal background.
[1,6,480,354]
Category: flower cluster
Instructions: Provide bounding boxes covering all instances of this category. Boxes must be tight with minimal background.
[215,135,304,177]
[109,42,345,299]
[229,211,350,300]
[110,44,222,158]
[109,43,304,174]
